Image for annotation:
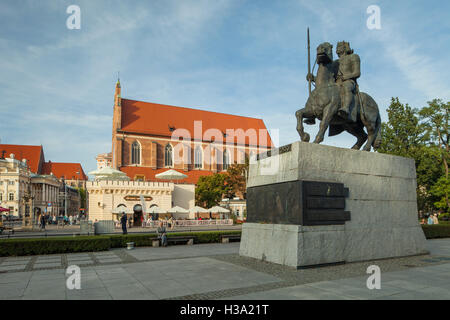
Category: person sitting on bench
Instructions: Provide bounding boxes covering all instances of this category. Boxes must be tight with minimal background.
[157,221,168,247]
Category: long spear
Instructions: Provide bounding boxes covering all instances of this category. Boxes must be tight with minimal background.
[307,27,311,96]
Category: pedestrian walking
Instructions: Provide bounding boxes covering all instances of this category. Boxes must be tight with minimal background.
[427,215,434,225]
[40,214,46,230]
[120,212,128,235]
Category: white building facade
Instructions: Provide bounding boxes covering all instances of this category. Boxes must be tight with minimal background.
[86,180,195,225]
[0,155,31,217]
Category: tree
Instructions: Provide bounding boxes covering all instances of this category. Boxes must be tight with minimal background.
[430,177,450,211]
[378,97,444,211]
[419,99,450,211]
[224,156,249,199]
[415,145,444,211]
[378,97,427,156]
[195,174,230,208]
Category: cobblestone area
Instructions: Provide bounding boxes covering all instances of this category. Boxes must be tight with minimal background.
[165,253,448,300]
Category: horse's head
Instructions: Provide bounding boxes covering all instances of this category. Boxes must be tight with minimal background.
[316,42,333,64]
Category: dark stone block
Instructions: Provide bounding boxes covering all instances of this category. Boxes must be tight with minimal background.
[246,180,351,226]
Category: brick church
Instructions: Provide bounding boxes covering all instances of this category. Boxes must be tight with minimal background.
[108,80,273,184]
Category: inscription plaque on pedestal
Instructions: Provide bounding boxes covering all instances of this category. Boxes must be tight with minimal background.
[246,180,350,226]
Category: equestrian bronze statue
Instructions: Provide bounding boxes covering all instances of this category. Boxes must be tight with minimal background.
[295,37,381,151]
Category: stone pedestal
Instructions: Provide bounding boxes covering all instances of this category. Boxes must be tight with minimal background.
[239,141,428,268]
[93,220,114,235]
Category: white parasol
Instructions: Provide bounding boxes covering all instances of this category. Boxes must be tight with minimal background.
[148,206,167,214]
[155,169,187,183]
[207,206,230,213]
[88,166,130,181]
[167,206,189,214]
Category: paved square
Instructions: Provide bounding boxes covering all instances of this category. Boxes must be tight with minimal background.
[0,239,449,300]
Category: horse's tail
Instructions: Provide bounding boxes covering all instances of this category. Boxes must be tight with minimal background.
[372,112,382,150]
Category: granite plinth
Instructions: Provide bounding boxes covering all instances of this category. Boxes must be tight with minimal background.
[239,141,428,268]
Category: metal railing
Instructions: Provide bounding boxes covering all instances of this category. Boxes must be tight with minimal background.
[115,219,234,228]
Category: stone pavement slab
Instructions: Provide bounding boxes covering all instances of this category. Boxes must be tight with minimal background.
[1,240,450,300]
[0,265,27,272]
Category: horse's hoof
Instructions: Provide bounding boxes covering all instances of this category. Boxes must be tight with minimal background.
[301,133,310,142]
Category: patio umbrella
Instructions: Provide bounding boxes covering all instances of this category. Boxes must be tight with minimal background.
[167,206,189,214]
[208,206,231,219]
[88,166,130,181]
[167,206,189,219]
[189,206,208,219]
[148,206,167,214]
[207,206,230,213]
[155,169,187,183]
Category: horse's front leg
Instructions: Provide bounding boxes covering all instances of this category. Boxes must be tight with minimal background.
[313,103,335,144]
[296,108,310,142]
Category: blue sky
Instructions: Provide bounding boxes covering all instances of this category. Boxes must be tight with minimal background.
[0,0,449,175]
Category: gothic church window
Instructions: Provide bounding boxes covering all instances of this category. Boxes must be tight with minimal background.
[131,141,141,165]
[194,146,203,169]
[165,144,173,167]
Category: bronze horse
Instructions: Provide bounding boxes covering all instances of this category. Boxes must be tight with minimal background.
[295,42,381,151]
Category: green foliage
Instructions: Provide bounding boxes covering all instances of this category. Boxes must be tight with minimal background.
[438,213,450,221]
[0,236,111,257]
[421,224,450,239]
[419,99,449,152]
[109,234,157,248]
[169,230,241,244]
[378,97,427,157]
[195,173,230,208]
[0,231,242,256]
[430,177,450,211]
[419,99,450,211]
[378,97,449,212]
[224,163,248,199]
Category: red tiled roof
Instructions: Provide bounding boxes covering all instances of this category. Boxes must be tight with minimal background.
[42,162,87,181]
[120,99,273,148]
[120,167,216,185]
[0,144,44,173]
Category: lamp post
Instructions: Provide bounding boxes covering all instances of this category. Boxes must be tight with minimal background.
[22,182,35,230]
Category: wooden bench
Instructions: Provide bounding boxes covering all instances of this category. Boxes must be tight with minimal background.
[152,235,196,247]
[220,234,241,243]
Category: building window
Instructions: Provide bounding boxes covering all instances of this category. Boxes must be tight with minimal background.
[216,150,221,172]
[9,193,14,201]
[8,180,14,185]
[223,150,230,171]
[131,141,141,165]
[194,146,203,169]
[165,144,173,167]
[134,175,145,182]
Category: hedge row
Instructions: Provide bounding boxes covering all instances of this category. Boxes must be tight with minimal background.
[0,230,242,257]
[422,224,450,239]
[0,236,111,257]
